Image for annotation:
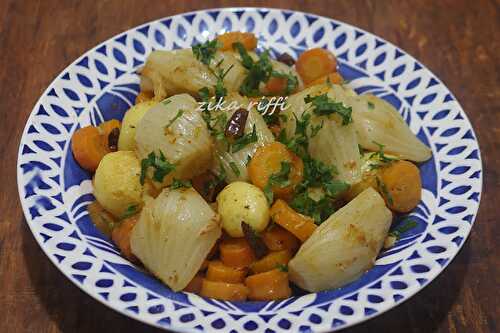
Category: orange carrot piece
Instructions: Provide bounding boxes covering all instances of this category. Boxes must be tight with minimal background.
[111,215,139,262]
[206,260,248,283]
[97,119,121,137]
[245,269,291,301]
[380,160,422,213]
[219,238,255,267]
[248,142,304,200]
[200,279,249,301]
[270,199,317,242]
[87,201,116,237]
[184,274,204,293]
[71,126,109,172]
[217,32,257,51]
[262,226,299,252]
[296,48,337,84]
[265,76,288,95]
[250,250,292,274]
[306,72,343,87]
[135,90,154,104]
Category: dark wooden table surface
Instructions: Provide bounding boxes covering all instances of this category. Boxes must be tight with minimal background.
[1,0,498,332]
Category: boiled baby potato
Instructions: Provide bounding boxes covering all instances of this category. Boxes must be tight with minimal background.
[217,181,270,237]
[118,100,157,151]
[288,187,392,292]
[93,151,143,218]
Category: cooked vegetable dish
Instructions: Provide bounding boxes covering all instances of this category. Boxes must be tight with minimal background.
[75,31,432,301]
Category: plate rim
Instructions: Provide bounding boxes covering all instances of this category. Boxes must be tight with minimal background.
[16,6,483,332]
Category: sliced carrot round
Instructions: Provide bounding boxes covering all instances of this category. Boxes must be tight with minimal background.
[250,250,291,274]
[262,226,299,252]
[380,160,422,213]
[245,269,291,301]
[71,126,109,172]
[184,273,204,293]
[270,199,317,242]
[265,76,288,95]
[206,260,248,283]
[200,279,249,301]
[306,72,343,87]
[296,48,337,84]
[111,214,139,262]
[219,238,255,267]
[98,119,121,137]
[248,142,304,200]
[217,32,257,51]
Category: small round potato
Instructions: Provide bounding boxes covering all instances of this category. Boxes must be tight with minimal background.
[118,100,157,151]
[94,151,143,218]
[217,182,270,237]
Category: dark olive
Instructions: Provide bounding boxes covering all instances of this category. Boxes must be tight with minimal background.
[225,108,249,140]
[108,127,120,152]
[276,52,296,66]
[242,222,269,259]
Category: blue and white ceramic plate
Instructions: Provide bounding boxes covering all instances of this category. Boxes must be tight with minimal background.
[17,7,482,332]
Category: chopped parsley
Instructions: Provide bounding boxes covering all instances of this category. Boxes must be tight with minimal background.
[171,178,192,190]
[122,204,139,219]
[229,161,241,177]
[164,109,184,131]
[140,150,176,185]
[192,39,220,65]
[389,218,418,239]
[277,263,289,272]
[213,62,234,100]
[161,99,171,106]
[304,93,352,125]
[279,113,350,224]
[231,124,258,153]
[263,161,292,204]
[367,101,375,109]
[376,176,394,206]
[270,71,299,95]
[369,141,398,169]
[233,42,273,96]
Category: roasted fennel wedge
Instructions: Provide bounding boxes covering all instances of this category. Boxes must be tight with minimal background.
[352,94,432,162]
[211,93,275,182]
[130,187,221,291]
[283,84,362,184]
[135,94,214,187]
[288,187,392,292]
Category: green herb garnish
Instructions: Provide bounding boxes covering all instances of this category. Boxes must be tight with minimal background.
[376,176,394,206]
[229,161,241,177]
[192,39,220,65]
[367,101,375,109]
[369,141,398,169]
[231,124,258,153]
[304,93,352,125]
[279,113,350,224]
[233,42,273,96]
[140,150,176,185]
[263,161,292,204]
[277,264,288,272]
[164,109,184,131]
[122,204,139,219]
[270,71,299,95]
[389,218,418,239]
[171,178,192,190]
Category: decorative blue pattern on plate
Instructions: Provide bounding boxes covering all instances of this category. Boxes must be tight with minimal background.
[17,7,482,332]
